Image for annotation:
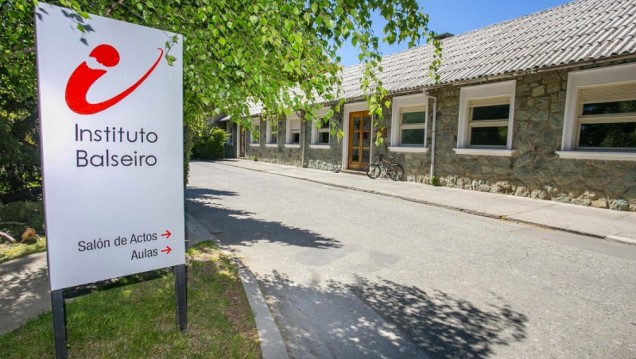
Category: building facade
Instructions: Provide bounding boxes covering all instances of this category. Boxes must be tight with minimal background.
[230,0,636,211]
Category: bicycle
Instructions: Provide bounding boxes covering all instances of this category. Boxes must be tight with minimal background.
[366,154,404,181]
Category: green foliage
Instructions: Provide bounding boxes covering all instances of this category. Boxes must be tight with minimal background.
[0,113,41,197]
[183,124,195,185]
[192,127,227,160]
[1,0,441,191]
[430,175,440,186]
[1,0,41,197]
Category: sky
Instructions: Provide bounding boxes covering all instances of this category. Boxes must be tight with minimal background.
[337,0,574,66]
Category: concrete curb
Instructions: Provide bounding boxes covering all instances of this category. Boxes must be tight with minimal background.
[185,212,289,359]
[605,234,636,246]
[236,263,290,359]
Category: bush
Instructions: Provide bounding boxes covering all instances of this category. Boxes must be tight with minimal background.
[192,127,227,160]
[0,112,42,199]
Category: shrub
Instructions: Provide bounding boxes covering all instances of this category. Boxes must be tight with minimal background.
[192,127,227,160]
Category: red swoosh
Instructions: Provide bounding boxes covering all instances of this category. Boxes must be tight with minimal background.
[65,48,164,115]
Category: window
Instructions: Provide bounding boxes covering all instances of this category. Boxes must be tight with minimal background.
[291,120,300,143]
[317,119,330,144]
[225,121,233,145]
[455,80,516,156]
[559,63,636,161]
[467,98,509,147]
[576,83,636,149]
[311,117,330,146]
[285,115,301,147]
[310,107,332,149]
[399,107,426,146]
[266,118,278,146]
[249,117,260,145]
[389,93,428,153]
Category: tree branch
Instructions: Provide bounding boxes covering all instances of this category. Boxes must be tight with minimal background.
[105,0,125,16]
[0,231,16,243]
[0,222,26,226]
[4,47,36,60]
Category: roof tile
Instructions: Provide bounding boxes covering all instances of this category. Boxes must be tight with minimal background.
[339,0,636,99]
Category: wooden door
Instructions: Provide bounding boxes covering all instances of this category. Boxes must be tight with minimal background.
[348,111,371,170]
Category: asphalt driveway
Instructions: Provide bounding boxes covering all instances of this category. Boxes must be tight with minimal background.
[186,161,636,359]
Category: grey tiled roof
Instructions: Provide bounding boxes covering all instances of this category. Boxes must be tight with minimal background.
[340,0,636,99]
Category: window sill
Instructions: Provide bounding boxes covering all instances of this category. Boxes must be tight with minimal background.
[388,146,429,153]
[284,144,301,149]
[556,151,636,161]
[249,143,260,147]
[309,144,330,150]
[265,144,278,148]
[453,148,516,157]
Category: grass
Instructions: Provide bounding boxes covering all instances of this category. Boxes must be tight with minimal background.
[0,241,261,359]
[0,237,47,263]
[0,200,47,262]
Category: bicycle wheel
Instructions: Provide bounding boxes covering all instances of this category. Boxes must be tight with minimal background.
[366,164,381,179]
[389,164,404,181]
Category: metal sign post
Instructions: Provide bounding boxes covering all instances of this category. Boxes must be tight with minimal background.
[51,290,67,359]
[175,264,188,332]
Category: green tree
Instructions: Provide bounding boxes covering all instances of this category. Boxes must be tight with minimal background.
[1,0,41,198]
[1,0,441,194]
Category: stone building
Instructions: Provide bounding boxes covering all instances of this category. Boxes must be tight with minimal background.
[230,0,636,211]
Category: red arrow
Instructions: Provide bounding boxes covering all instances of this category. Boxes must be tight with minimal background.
[161,230,172,239]
[161,246,172,255]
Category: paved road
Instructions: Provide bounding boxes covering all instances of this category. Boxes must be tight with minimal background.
[0,252,49,335]
[186,161,636,359]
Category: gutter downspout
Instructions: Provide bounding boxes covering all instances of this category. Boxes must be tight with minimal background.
[301,113,307,167]
[300,119,307,168]
[427,93,438,180]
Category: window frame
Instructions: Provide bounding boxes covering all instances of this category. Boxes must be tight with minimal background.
[389,93,429,153]
[576,99,636,151]
[454,80,516,157]
[310,107,331,149]
[265,118,278,147]
[225,121,233,145]
[285,113,302,148]
[467,97,510,148]
[249,117,260,146]
[558,63,636,161]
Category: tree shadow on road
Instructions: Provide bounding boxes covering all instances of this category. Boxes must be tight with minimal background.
[186,187,239,200]
[350,276,527,358]
[257,271,527,359]
[185,187,341,250]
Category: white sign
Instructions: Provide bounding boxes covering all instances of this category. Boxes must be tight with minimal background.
[35,4,185,290]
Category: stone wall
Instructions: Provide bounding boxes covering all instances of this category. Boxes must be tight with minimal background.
[243,62,635,212]
[305,109,343,172]
[425,63,635,212]
[245,112,343,172]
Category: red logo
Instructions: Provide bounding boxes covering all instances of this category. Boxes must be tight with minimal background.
[65,44,163,115]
